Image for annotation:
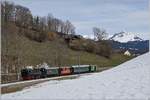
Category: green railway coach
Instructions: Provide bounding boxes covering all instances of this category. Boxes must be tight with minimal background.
[90,65,97,72]
[40,67,59,77]
[46,67,59,76]
[72,65,90,74]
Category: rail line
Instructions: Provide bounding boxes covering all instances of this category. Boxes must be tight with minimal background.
[1,67,112,94]
[1,73,93,94]
[1,73,88,87]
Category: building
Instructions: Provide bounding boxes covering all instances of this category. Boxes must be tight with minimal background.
[124,50,131,56]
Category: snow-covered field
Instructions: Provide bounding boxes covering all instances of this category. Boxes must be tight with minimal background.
[1,52,150,100]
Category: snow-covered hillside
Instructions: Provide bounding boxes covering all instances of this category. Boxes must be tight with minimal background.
[1,52,150,99]
[109,32,143,43]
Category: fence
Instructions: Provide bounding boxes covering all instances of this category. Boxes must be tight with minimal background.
[1,73,22,84]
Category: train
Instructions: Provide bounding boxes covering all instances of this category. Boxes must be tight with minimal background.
[21,65,97,80]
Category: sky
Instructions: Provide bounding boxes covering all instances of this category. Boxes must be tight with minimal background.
[5,0,150,39]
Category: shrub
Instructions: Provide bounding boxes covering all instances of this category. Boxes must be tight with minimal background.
[25,31,47,42]
[95,41,112,58]
[47,32,57,41]
[69,39,84,50]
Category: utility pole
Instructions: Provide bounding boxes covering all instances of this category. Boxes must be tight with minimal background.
[55,51,58,67]
[77,52,80,66]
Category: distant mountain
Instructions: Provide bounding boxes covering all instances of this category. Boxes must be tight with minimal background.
[109,32,143,43]
[109,40,149,55]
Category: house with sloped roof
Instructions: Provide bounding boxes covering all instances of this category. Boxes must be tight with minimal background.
[124,50,131,56]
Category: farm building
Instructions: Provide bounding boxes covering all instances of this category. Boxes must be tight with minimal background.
[124,50,131,56]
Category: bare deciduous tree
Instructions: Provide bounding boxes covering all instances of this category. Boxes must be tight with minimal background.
[1,1,15,23]
[15,5,32,28]
[47,13,53,31]
[64,20,76,34]
[93,27,108,41]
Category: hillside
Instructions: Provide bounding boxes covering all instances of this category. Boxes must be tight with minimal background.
[2,52,149,99]
[1,1,134,75]
[1,23,133,73]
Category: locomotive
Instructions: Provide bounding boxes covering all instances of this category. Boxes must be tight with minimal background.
[21,65,97,80]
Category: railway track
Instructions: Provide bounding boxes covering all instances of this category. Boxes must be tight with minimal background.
[1,67,111,94]
[1,73,92,94]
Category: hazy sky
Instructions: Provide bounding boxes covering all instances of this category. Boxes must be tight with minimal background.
[5,0,150,39]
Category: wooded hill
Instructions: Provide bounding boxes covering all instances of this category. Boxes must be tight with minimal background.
[1,1,133,74]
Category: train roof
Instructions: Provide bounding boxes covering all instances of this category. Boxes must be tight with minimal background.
[41,67,59,69]
[60,66,71,68]
[25,66,33,69]
[72,65,90,67]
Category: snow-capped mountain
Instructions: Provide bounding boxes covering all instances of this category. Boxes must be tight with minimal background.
[109,32,143,43]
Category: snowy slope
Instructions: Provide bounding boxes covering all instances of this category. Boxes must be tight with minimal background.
[1,52,150,100]
[109,32,143,43]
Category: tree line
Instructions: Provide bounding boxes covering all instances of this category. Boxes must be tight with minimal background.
[1,1,76,35]
[1,1,109,43]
